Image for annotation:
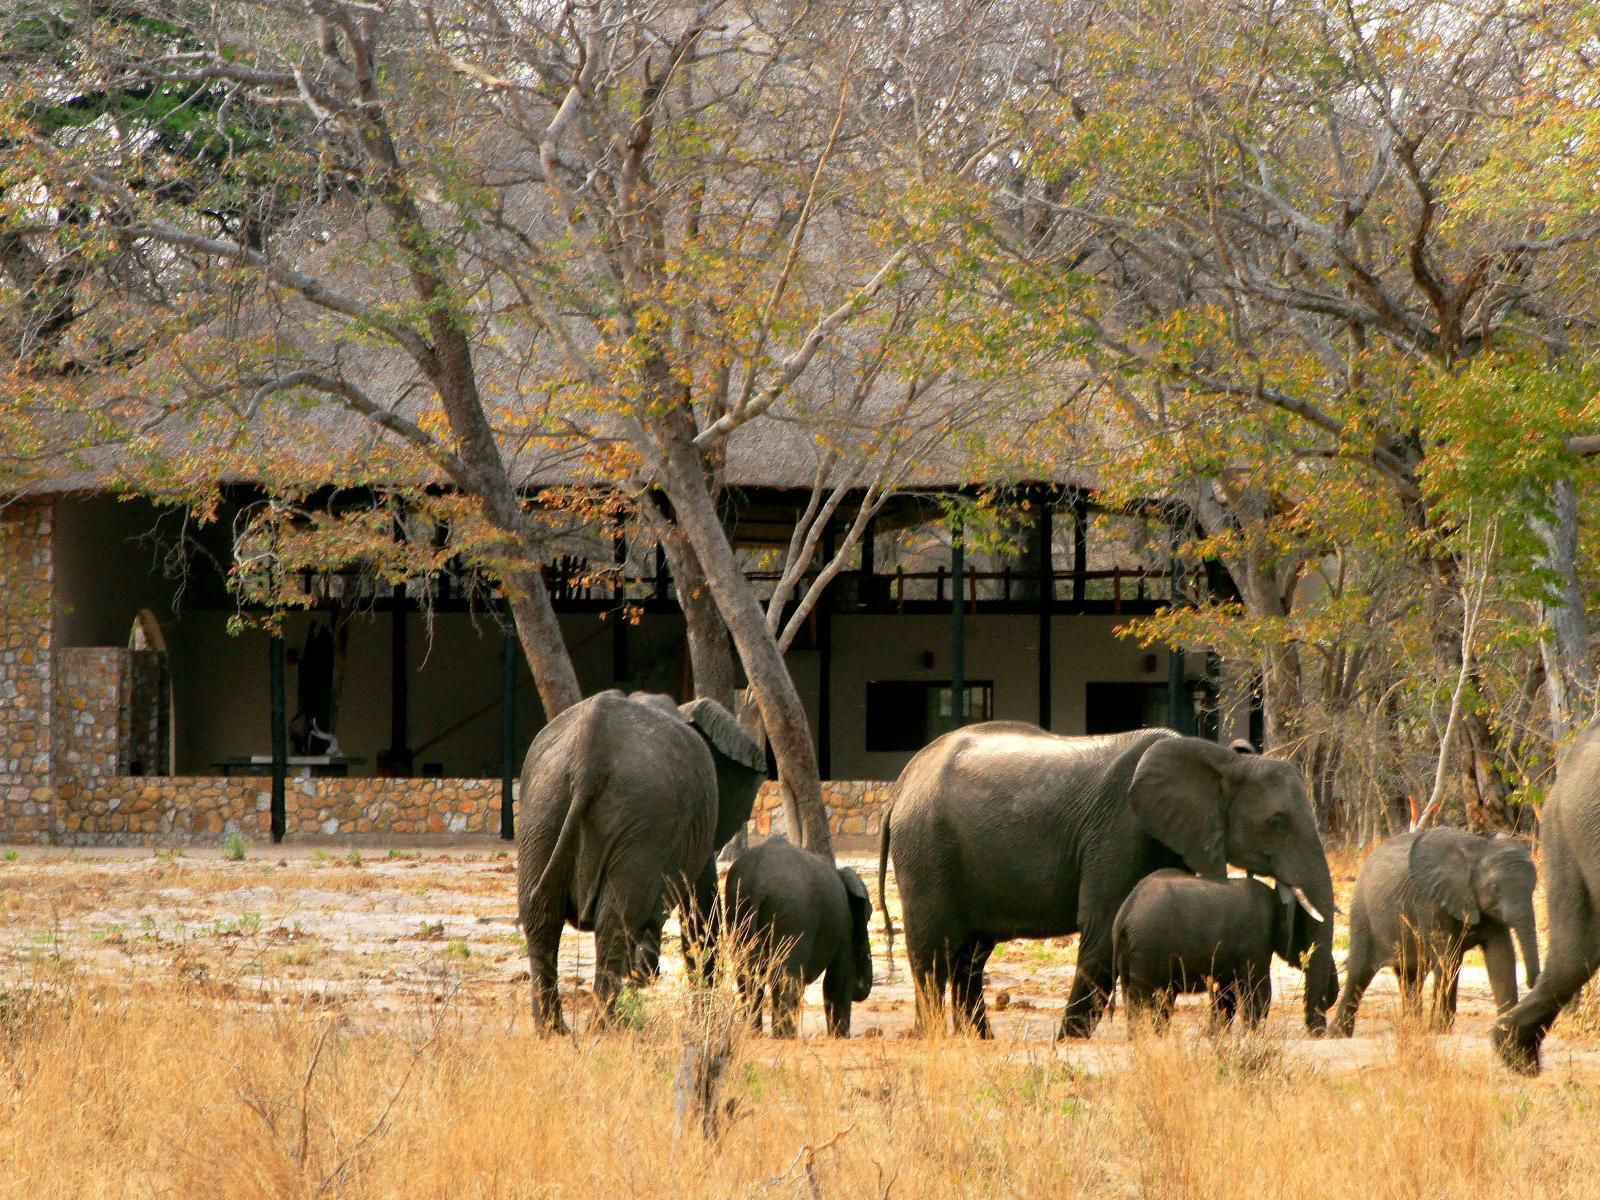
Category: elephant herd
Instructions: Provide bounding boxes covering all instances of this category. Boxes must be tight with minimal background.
[516,691,1600,1075]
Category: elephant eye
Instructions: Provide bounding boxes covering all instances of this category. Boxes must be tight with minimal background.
[1264,811,1288,832]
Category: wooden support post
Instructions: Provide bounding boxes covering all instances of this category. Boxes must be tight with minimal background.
[1166,553,1191,734]
[269,632,287,843]
[387,584,412,775]
[951,516,966,730]
[1072,493,1088,607]
[501,621,517,841]
[818,525,834,779]
[1038,497,1053,730]
[612,528,629,683]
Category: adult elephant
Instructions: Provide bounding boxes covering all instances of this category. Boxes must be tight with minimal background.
[517,690,766,1033]
[878,724,1336,1039]
[1493,722,1600,1073]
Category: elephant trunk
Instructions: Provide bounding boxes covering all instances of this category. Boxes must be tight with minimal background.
[1513,910,1541,989]
[1295,858,1338,1034]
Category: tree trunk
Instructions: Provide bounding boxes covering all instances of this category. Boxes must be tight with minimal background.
[656,521,739,708]
[502,563,584,720]
[659,439,834,860]
[1530,476,1593,739]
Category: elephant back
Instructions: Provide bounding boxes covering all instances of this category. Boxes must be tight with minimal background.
[518,691,719,928]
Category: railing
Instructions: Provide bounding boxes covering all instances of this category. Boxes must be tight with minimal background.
[540,563,1171,611]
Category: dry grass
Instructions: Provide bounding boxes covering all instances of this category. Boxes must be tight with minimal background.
[3,845,1596,1197]
[0,973,1592,1200]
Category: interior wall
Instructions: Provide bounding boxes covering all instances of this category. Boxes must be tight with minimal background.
[52,496,191,649]
[169,609,689,777]
[822,613,1177,779]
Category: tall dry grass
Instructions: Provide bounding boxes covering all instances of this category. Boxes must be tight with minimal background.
[0,973,1590,1200]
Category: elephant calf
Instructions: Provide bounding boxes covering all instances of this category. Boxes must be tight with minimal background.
[1332,828,1538,1037]
[1113,870,1333,1032]
[725,838,874,1037]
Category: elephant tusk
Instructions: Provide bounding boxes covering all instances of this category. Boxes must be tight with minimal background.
[1289,886,1325,924]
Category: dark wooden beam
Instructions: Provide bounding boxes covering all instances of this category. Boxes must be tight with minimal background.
[501,621,517,841]
[818,525,834,779]
[269,633,286,843]
[386,583,412,774]
[1037,495,1053,730]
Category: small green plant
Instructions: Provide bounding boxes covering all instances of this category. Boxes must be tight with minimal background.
[222,832,247,861]
[347,848,364,868]
[611,985,649,1032]
[446,939,472,961]
[155,847,184,863]
[312,849,331,865]
[2,850,18,863]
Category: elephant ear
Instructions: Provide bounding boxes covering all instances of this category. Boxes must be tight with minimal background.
[680,698,767,848]
[1128,736,1233,880]
[678,698,767,773]
[1408,828,1482,925]
[839,866,872,915]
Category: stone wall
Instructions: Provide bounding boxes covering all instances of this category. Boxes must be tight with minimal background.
[54,648,125,780]
[53,646,169,781]
[0,502,55,842]
[7,772,895,846]
[751,780,894,840]
[51,775,511,846]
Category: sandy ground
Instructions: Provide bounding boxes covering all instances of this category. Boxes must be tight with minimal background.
[0,840,1585,1076]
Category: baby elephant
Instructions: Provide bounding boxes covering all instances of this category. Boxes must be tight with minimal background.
[725,838,874,1037]
[1113,869,1334,1033]
[1331,828,1538,1036]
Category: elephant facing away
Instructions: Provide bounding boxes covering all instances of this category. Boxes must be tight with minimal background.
[1331,828,1538,1037]
[725,838,874,1037]
[1113,871,1333,1033]
[517,690,765,1033]
[1494,722,1600,1073]
[880,724,1337,1040]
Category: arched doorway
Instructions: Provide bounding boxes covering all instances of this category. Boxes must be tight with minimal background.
[127,609,174,775]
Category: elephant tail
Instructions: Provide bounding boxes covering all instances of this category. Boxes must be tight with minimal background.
[877,804,895,980]
[525,718,608,927]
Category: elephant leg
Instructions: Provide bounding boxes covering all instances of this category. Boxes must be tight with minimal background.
[1060,922,1114,1040]
[1330,914,1378,1038]
[771,969,804,1039]
[738,970,765,1034]
[908,935,951,1036]
[592,909,635,1026]
[1205,985,1236,1038]
[1395,959,1427,1025]
[633,911,667,985]
[1430,947,1463,1032]
[951,936,995,1039]
[679,859,720,986]
[1480,927,1519,1016]
[823,967,853,1038]
[1241,971,1272,1029]
[1494,823,1598,1073]
[524,913,568,1036]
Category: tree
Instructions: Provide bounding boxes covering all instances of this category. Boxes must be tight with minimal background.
[987,0,1600,826]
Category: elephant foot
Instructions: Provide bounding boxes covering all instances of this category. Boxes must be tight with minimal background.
[1305,1015,1329,1039]
[1491,1021,1542,1076]
[1055,1015,1097,1041]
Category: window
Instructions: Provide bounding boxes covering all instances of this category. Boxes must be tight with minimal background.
[865,680,994,752]
[1084,682,1170,735]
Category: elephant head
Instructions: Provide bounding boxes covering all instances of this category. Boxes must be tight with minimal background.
[1130,735,1337,1030]
[1410,828,1540,987]
[839,866,875,1001]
